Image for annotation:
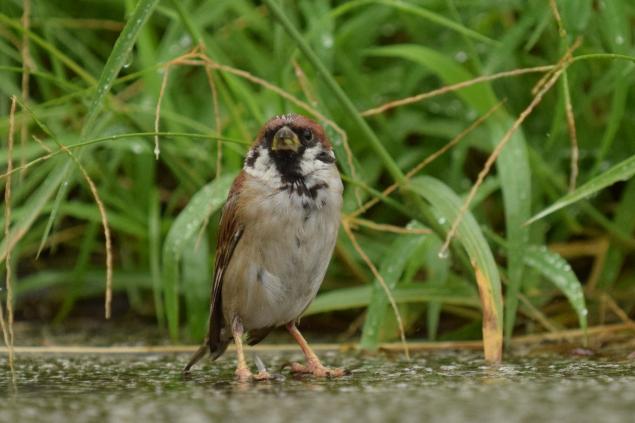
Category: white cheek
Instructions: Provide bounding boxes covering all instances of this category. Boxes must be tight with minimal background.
[244,147,282,187]
[300,146,334,177]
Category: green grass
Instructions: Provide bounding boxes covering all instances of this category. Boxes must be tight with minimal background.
[1,0,634,355]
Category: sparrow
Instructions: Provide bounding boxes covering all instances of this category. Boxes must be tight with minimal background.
[184,114,345,381]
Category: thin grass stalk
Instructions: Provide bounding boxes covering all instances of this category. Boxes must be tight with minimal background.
[2,97,17,380]
[361,66,551,117]
[342,221,410,359]
[154,66,170,159]
[0,131,248,182]
[562,72,579,192]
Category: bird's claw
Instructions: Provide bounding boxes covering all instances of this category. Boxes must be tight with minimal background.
[235,368,274,382]
[290,361,348,377]
[253,370,274,381]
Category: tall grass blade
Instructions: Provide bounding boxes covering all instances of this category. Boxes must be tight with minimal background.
[527,154,635,224]
[524,245,588,334]
[408,176,503,362]
[368,44,530,345]
[307,280,478,316]
[360,222,428,350]
[161,174,234,340]
[81,0,160,136]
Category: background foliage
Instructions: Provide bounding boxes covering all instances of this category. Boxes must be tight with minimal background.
[1,0,634,351]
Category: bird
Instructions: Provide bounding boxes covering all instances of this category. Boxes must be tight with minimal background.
[184,114,345,381]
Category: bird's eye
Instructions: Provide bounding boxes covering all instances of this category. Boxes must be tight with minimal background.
[302,129,313,143]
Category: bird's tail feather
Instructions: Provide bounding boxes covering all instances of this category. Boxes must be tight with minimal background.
[182,337,230,373]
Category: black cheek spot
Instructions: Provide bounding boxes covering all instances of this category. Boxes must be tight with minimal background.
[309,182,328,199]
[316,151,335,164]
[257,268,264,284]
[246,149,260,167]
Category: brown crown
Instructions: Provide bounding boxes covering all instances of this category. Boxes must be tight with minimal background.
[253,114,331,149]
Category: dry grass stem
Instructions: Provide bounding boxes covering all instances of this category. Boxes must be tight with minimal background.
[548,0,567,38]
[549,238,609,258]
[351,100,505,219]
[55,144,114,319]
[361,65,552,117]
[2,97,17,380]
[518,293,559,333]
[342,221,410,359]
[348,217,431,235]
[154,67,170,160]
[564,83,579,191]
[32,135,53,153]
[531,38,578,96]
[0,153,53,181]
[4,323,632,355]
[31,18,125,31]
[439,40,581,257]
[292,59,319,106]
[601,293,635,328]
[585,238,610,293]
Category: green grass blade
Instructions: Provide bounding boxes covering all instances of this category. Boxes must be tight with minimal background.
[368,43,530,346]
[182,233,210,340]
[81,0,160,136]
[422,236,449,340]
[360,222,428,350]
[161,174,235,340]
[331,0,497,45]
[524,246,588,334]
[527,154,635,225]
[35,176,73,259]
[148,188,164,328]
[0,157,71,264]
[598,179,635,289]
[408,176,503,361]
[307,280,478,316]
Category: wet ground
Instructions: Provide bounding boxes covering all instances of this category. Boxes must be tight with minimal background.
[2,350,635,422]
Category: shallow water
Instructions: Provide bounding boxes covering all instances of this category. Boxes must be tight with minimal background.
[2,351,635,422]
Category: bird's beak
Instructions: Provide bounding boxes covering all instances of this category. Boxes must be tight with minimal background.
[271,126,300,152]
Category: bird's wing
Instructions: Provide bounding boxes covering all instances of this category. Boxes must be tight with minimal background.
[184,173,246,372]
[206,172,246,353]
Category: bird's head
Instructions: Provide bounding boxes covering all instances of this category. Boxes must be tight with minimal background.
[244,114,336,183]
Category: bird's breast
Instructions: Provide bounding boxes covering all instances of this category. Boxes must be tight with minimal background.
[224,169,342,329]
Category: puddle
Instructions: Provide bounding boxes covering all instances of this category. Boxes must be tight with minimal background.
[2,351,635,422]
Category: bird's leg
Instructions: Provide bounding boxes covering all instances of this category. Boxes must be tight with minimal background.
[232,318,253,382]
[286,322,347,377]
[232,318,272,381]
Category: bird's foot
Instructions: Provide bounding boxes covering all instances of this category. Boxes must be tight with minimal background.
[235,368,275,382]
[235,367,253,382]
[290,360,348,378]
[253,370,274,381]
